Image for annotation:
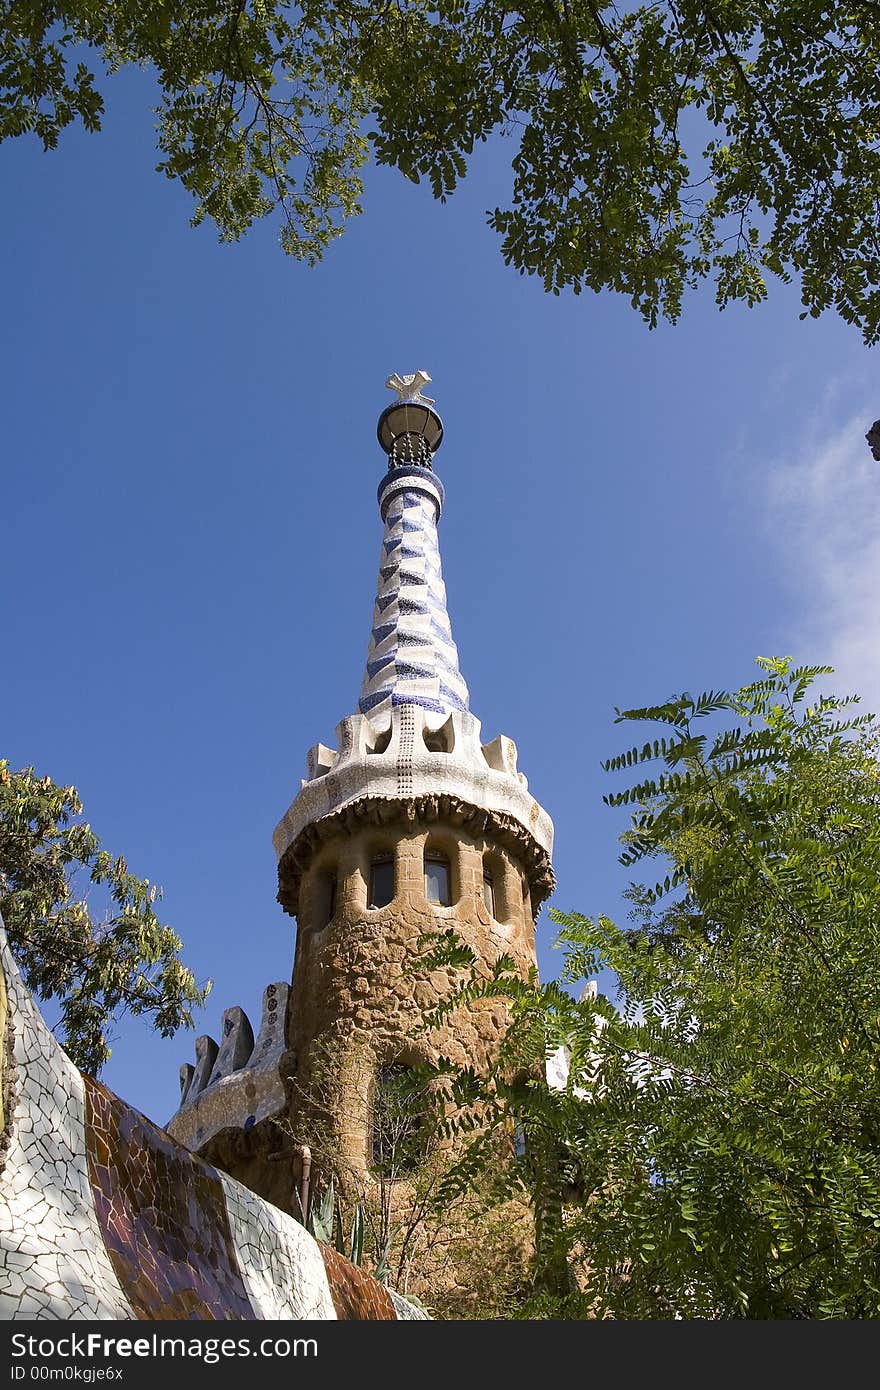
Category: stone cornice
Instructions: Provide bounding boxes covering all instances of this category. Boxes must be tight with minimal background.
[276,790,556,918]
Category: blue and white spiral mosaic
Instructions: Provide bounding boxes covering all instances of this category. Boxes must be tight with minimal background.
[359,485,470,720]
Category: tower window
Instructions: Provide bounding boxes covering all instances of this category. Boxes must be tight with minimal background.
[512,1121,527,1159]
[422,716,454,754]
[424,851,451,906]
[368,726,392,755]
[482,870,495,917]
[314,869,337,928]
[370,1064,425,1176]
[368,853,395,909]
[483,853,507,919]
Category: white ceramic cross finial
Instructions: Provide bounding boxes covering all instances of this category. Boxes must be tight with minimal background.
[385,370,435,406]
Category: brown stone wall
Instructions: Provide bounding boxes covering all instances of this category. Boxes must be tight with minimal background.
[196,1116,296,1216]
[287,816,537,1175]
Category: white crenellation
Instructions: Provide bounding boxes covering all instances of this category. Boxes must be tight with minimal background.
[306,744,337,780]
[275,704,554,866]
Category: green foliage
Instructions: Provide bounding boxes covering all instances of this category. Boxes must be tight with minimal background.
[370,1061,429,1177]
[1,0,368,263]
[348,1197,364,1266]
[420,658,880,1317]
[307,1174,337,1245]
[4,4,880,337]
[0,760,210,1075]
[306,1175,366,1264]
[284,1035,528,1310]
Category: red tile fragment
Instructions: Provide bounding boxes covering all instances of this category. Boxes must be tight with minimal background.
[320,1244,398,1320]
[83,1076,254,1320]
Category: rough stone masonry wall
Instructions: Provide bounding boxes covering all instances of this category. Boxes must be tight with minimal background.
[286,815,538,1173]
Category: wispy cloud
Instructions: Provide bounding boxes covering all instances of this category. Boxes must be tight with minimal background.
[766,403,880,714]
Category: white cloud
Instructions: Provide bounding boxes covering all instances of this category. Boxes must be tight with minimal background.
[765,404,880,715]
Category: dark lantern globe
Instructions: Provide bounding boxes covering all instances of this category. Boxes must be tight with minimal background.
[377,400,444,466]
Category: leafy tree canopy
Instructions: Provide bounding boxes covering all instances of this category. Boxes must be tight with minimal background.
[4,3,880,338]
[421,658,880,1317]
[0,760,210,1075]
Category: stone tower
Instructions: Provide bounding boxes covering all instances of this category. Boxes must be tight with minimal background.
[167,374,554,1208]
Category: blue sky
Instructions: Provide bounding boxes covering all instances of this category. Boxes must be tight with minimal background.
[3,66,878,1126]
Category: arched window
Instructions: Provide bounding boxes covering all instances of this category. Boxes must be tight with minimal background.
[482,868,496,917]
[368,852,395,909]
[512,1121,527,1159]
[422,716,454,754]
[483,852,506,918]
[424,850,451,906]
[314,869,337,928]
[368,726,392,755]
[370,1063,425,1176]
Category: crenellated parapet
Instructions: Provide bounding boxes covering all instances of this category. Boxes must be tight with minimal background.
[166,980,290,1153]
[274,703,554,918]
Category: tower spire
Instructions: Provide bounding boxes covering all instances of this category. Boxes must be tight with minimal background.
[168,372,556,1250]
[358,373,469,722]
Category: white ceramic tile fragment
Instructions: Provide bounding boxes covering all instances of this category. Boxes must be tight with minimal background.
[219,1173,337,1320]
[0,917,133,1320]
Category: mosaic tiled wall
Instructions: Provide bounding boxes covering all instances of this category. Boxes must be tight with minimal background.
[0,917,427,1321]
[84,1076,255,1320]
[0,923,133,1320]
